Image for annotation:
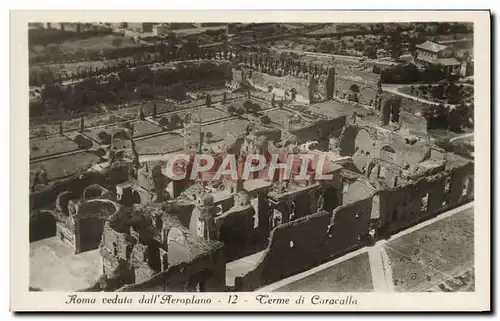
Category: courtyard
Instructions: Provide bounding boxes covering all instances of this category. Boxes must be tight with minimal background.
[30,237,102,291]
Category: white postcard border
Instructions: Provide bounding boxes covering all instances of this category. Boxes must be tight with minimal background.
[10,10,491,312]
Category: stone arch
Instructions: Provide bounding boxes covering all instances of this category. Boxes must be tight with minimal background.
[56,191,73,215]
[167,227,190,265]
[83,184,106,200]
[380,145,396,163]
[350,84,360,93]
[30,210,57,242]
[131,190,142,205]
[111,129,131,150]
[75,199,121,253]
[111,129,131,141]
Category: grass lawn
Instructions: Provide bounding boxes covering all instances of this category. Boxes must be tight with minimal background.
[201,118,254,141]
[30,34,138,60]
[30,237,101,291]
[30,151,101,181]
[384,208,474,292]
[263,109,312,129]
[192,107,229,122]
[85,119,163,142]
[274,252,373,292]
[30,56,136,78]
[30,135,79,159]
[135,133,185,155]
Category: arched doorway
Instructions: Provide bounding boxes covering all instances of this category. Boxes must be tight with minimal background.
[380,145,396,163]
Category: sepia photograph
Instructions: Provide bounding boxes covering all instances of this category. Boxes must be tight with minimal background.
[10,10,490,312]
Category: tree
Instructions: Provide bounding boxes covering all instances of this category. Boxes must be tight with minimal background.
[363,45,377,59]
[75,134,93,149]
[167,83,187,101]
[170,113,182,125]
[227,105,236,114]
[447,103,469,132]
[112,38,123,48]
[97,131,111,144]
[204,131,214,142]
[235,107,245,116]
[390,30,401,60]
[159,117,170,127]
[152,103,157,118]
[260,115,271,125]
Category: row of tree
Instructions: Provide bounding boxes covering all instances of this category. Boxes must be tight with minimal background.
[422,103,473,132]
[379,63,459,84]
[31,61,232,117]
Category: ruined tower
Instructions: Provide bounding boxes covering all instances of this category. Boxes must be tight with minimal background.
[326,67,335,100]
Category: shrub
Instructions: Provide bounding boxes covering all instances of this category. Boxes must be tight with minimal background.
[158,117,170,127]
[227,105,237,114]
[205,131,214,142]
[235,107,245,116]
[170,113,182,125]
[74,134,93,149]
[260,115,271,125]
[97,131,111,144]
[167,83,188,101]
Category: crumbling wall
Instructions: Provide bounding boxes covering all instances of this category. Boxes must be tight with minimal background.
[378,161,474,236]
[291,117,346,145]
[30,163,130,211]
[117,246,226,292]
[234,197,372,291]
[216,205,259,262]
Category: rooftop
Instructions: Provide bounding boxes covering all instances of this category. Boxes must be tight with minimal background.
[416,41,448,53]
[438,57,461,66]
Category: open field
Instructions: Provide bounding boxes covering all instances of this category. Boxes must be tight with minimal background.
[30,135,79,159]
[30,151,101,181]
[135,133,185,155]
[30,237,101,291]
[30,56,136,79]
[192,106,230,122]
[275,253,373,292]
[263,109,312,129]
[386,208,474,292]
[30,34,139,61]
[201,118,254,141]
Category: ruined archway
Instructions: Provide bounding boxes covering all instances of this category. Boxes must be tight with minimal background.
[75,199,120,253]
[380,145,396,163]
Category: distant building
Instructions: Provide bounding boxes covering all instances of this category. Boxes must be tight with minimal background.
[416,41,461,75]
[153,24,169,36]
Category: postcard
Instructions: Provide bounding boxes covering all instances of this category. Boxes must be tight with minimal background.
[10,10,490,312]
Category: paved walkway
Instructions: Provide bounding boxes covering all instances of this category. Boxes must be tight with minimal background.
[368,244,395,292]
[450,132,474,143]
